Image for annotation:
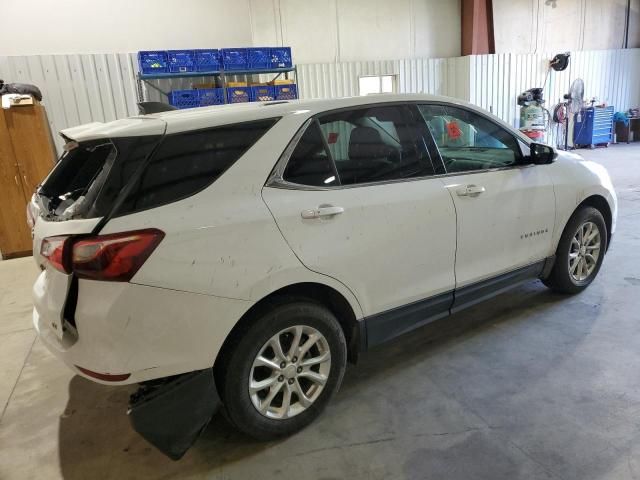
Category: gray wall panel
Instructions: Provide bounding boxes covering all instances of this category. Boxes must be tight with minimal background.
[1,50,638,154]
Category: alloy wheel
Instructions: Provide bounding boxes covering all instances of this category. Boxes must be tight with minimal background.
[568,221,601,282]
[249,325,331,419]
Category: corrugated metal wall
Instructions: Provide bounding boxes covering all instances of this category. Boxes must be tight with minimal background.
[296,56,470,100]
[467,49,640,128]
[396,56,471,100]
[297,60,397,99]
[0,54,140,153]
[1,49,638,154]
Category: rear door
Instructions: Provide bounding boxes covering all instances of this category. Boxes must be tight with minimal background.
[262,103,457,345]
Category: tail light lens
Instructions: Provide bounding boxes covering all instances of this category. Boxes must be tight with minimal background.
[27,197,38,229]
[72,229,164,282]
[41,229,164,281]
[40,236,72,273]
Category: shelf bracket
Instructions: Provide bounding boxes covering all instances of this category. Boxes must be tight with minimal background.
[140,78,170,98]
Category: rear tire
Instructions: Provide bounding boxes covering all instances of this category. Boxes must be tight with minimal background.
[543,206,607,294]
[219,301,347,440]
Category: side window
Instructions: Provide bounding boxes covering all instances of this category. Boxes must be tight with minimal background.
[283,122,338,187]
[418,105,521,173]
[121,118,277,213]
[319,105,435,185]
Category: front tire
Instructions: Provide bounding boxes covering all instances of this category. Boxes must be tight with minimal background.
[543,206,607,294]
[219,301,347,440]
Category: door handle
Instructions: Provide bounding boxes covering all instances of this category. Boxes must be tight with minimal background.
[456,184,486,197]
[301,205,345,219]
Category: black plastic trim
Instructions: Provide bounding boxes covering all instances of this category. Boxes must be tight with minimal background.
[452,261,545,313]
[540,255,556,280]
[362,260,547,349]
[365,291,453,348]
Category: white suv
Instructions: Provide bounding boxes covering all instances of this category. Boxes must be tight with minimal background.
[30,94,617,459]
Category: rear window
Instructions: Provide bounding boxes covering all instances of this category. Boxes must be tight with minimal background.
[39,140,116,218]
[117,118,278,215]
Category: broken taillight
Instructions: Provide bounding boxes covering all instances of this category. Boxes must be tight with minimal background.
[41,229,164,281]
[40,236,72,273]
[72,229,165,282]
[26,197,38,229]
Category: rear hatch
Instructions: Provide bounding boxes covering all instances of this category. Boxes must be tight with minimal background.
[32,119,165,342]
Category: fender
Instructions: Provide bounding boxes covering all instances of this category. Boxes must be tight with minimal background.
[547,153,617,253]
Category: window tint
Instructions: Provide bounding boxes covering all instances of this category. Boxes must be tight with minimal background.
[319,105,435,185]
[120,118,277,213]
[283,122,338,187]
[283,105,437,187]
[90,136,160,217]
[418,105,521,173]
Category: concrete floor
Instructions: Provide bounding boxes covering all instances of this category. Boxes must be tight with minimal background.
[1,144,640,480]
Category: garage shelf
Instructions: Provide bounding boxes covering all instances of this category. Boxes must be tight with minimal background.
[137,67,295,80]
[136,67,298,105]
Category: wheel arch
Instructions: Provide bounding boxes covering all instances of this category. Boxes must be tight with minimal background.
[213,282,364,392]
[577,194,612,250]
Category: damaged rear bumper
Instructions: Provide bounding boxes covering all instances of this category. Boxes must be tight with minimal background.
[128,368,221,460]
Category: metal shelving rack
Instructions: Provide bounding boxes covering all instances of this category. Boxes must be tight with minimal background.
[135,66,298,104]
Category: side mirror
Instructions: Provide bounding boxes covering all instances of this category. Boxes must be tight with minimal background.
[529,143,557,165]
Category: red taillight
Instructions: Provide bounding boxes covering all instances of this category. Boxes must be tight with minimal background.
[40,236,72,273]
[71,229,164,282]
[40,229,164,281]
[26,199,37,229]
[75,366,131,382]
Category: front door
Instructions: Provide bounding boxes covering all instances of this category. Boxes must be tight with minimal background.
[263,104,457,345]
[417,104,556,307]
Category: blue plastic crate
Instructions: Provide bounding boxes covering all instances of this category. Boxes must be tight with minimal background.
[226,86,251,103]
[138,51,168,75]
[274,83,297,100]
[271,47,292,69]
[250,85,276,102]
[168,90,199,109]
[248,48,271,70]
[198,88,225,106]
[195,49,221,72]
[167,50,196,73]
[221,48,248,71]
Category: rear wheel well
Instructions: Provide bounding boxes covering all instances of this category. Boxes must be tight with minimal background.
[578,195,612,249]
[214,283,361,392]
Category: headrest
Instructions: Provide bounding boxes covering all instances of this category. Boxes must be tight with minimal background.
[348,126,392,159]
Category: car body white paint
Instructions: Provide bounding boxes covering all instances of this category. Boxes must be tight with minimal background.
[32,94,617,385]
[441,164,557,287]
[262,178,457,315]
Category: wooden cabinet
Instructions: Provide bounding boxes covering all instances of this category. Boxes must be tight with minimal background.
[0,103,56,259]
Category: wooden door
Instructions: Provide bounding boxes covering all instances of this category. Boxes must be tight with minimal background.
[0,111,33,258]
[5,104,56,195]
